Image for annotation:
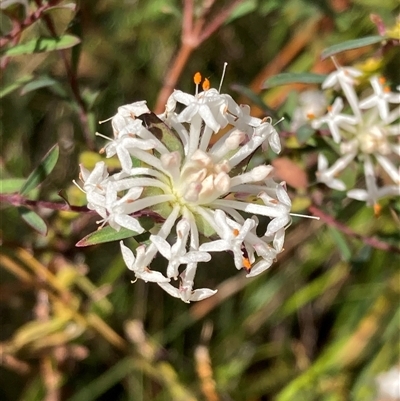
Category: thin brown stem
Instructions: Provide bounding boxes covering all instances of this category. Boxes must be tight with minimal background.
[0,193,90,213]
[309,205,400,254]
[154,0,245,113]
[198,0,244,43]
[154,43,195,113]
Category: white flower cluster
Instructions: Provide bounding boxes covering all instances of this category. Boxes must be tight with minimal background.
[311,65,400,209]
[78,72,293,302]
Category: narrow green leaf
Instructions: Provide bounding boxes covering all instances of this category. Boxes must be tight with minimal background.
[0,74,33,97]
[76,226,139,247]
[20,76,59,95]
[263,73,327,88]
[226,0,257,23]
[321,35,383,60]
[3,35,81,57]
[76,217,155,247]
[45,3,77,12]
[328,226,352,261]
[0,178,27,194]
[18,207,48,235]
[20,144,60,195]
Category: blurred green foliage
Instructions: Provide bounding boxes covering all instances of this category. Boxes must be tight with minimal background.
[1,1,399,401]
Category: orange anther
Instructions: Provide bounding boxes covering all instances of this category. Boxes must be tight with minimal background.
[233,229,240,237]
[379,76,386,85]
[243,258,251,271]
[307,112,316,120]
[194,72,202,85]
[327,105,333,112]
[384,86,391,93]
[373,203,382,217]
[202,78,210,91]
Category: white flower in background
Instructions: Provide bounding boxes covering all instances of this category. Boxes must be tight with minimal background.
[78,70,300,302]
[291,89,327,131]
[375,366,400,400]
[311,65,400,209]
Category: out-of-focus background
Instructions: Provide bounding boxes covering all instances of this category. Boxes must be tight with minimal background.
[1,1,399,400]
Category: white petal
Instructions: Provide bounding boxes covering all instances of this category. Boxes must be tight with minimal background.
[150,235,172,259]
[158,282,181,298]
[199,240,229,252]
[246,259,273,278]
[138,270,169,283]
[189,288,218,302]
[116,146,133,172]
[120,241,136,270]
[114,214,144,233]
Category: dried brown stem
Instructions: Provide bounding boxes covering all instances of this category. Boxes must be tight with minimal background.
[194,345,219,401]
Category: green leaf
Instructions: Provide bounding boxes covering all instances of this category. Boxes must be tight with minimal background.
[3,35,81,57]
[263,73,327,88]
[20,76,59,95]
[328,226,352,261]
[76,216,155,247]
[321,35,383,60]
[20,144,60,195]
[0,74,33,97]
[0,178,28,194]
[137,112,184,158]
[76,226,140,247]
[18,207,48,235]
[296,125,316,143]
[226,0,257,23]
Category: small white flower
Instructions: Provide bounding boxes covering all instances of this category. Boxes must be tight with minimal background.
[199,209,256,270]
[120,241,169,283]
[311,97,358,143]
[313,67,400,208]
[316,153,352,191]
[150,219,211,279]
[158,263,217,303]
[291,89,328,131]
[99,186,145,232]
[359,76,400,121]
[375,366,400,399]
[259,183,292,237]
[172,88,226,133]
[347,154,400,206]
[322,65,362,117]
